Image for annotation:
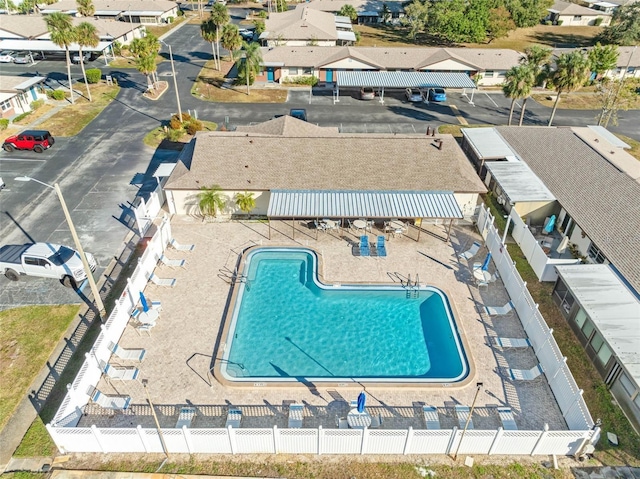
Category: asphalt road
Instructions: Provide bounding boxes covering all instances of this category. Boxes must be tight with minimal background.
[1,21,639,309]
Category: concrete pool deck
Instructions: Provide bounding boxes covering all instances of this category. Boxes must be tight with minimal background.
[80,218,567,432]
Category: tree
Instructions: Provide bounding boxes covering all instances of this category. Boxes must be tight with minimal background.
[221,23,241,62]
[76,0,94,17]
[210,3,230,72]
[338,4,357,23]
[45,13,76,104]
[3,0,18,13]
[521,45,552,86]
[234,191,256,216]
[401,0,428,41]
[428,0,489,43]
[588,42,618,79]
[596,77,639,127]
[505,0,553,28]
[275,0,287,13]
[237,41,263,94]
[75,22,99,102]
[381,3,391,24]
[502,65,534,126]
[548,51,591,126]
[487,6,516,43]
[18,0,35,14]
[200,18,219,70]
[130,35,161,90]
[596,3,640,45]
[252,19,266,36]
[197,185,226,219]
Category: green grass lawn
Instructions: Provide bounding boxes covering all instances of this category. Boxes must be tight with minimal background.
[0,305,80,430]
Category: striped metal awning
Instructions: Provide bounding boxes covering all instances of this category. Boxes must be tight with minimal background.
[337,71,476,89]
[267,190,463,219]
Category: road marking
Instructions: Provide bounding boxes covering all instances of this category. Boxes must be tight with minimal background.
[0,158,47,162]
[484,93,499,108]
[449,105,468,125]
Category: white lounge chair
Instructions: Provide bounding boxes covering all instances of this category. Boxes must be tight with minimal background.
[423,406,440,430]
[459,241,481,260]
[149,273,176,287]
[159,255,186,269]
[455,405,473,429]
[508,364,544,381]
[493,337,531,348]
[288,404,304,428]
[170,239,195,252]
[226,408,242,428]
[497,407,517,430]
[100,360,140,381]
[175,406,196,428]
[485,301,514,316]
[108,341,146,362]
[90,388,131,410]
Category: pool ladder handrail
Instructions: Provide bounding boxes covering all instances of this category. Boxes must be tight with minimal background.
[406,273,420,299]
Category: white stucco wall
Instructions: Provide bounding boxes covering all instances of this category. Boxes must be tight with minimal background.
[557,13,611,26]
[322,58,377,69]
[568,224,592,256]
[476,71,507,86]
[454,193,480,219]
[266,40,336,47]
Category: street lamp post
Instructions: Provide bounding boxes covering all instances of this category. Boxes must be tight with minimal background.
[160,40,183,122]
[15,176,105,317]
[452,382,484,461]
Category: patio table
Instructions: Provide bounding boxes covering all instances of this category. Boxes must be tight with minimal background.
[138,309,159,325]
[347,408,372,429]
[390,220,406,231]
[353,219,367,231]
[473,269,493,283]
[323,219,337,229]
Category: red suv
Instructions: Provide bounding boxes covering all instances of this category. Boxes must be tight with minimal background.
[3,130,55,153]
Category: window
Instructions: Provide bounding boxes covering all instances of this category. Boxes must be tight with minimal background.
[574,307,587,328]
[587,242,607,264]
[496,71,506,78]
[634,394,640,409]
[573,15,582,20]
[0,99,10,111]
[289,67,298,75]
[485,70,494,77]
[619,373,636,396]
[596,342,612,366]
[303,67,312,75]
[590,331,604,353]
[627,67,635,74]
[581,317,595,339]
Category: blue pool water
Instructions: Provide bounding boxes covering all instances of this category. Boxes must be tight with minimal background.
[220,248,469,383]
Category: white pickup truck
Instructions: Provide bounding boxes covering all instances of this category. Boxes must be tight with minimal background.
[0,242,97,288]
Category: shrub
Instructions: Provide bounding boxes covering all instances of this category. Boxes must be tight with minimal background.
[86,68,101,84]
[166,16,174,23]
[185,119,203,135]
[257,10,267,18]
[594,17,603,26]
[12,112,31,123]
[112,41,122,57]
[30,99,45,110]
[283,75,318,86]
[165,127,183,142]
[0,119,9,131]
[556,19,563,25]
[544,20,552,25]
[169,117,182,130]
[48,90,66,100]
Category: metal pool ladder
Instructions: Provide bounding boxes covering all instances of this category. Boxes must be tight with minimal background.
[405,274,420,299]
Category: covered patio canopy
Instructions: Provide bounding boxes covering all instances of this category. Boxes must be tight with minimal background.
[267,190,463,241]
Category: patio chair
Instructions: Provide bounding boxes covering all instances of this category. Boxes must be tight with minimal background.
[336,416,349,429]
[370,413,384,428]
[484,301,514,316]
[423,406,440,430]
[459,241,481,260]
[90,388,131,410]
[151,300,162,311]
[149,273,176,287]
[99,359,140,381]
[493,337,531,348]
[107,341,146,362]
[455,405,474,429]
[226,408,242,428]
[159,255,186,269]
[175,406,197,428]
[314,220,326,232]
[508,364,544,381]
[497,407,517,430]
[376,236,387,257]
[170,239,195,252]
[288,403,304,428]
[360,235,370,257]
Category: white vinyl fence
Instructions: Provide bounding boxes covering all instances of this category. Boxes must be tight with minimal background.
[508,210,580,282]
[45,206,600,456]
[133,186,165,236]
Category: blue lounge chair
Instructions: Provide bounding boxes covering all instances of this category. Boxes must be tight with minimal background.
[376,236,387,257]
[360,235,370,256]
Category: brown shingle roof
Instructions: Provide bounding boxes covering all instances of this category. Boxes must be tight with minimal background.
[549,0,611,15]
[496,126,640,294]
[265,5,339,41]
[235,115,340,136]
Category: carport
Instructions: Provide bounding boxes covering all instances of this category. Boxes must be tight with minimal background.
[335,71,477,104]
[266,190,463,241]
[0,40,115,65]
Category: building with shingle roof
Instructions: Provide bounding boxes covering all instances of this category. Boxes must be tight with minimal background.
[0,75,47,119]
[306,0,407,24]
[39,0,178,24]
[164,116,486,218]
[546,0,611,25]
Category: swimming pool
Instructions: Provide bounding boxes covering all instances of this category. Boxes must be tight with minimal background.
[218,247,470,384]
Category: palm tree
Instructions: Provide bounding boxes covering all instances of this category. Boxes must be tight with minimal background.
[76,0,94,16]
[198,185,226,219]
[75,22,99,101]
[338,4,358,22]
[237,41,263,95]
[221,24,241,62]
[521,45,552,86]
[130,35,161,90]
[502,65,534,126]
[45,13,76,104]
[548,51,591,126]
[210,3,229,72]
[200,18,218,70]
[234,191,255,217]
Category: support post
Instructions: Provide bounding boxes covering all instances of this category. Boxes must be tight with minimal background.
[446,218,454,242]
[452,382,483,460]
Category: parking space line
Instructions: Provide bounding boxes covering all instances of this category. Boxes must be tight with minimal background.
[449,105,468,125]
[0,158,47,162]
[484,93,499,108]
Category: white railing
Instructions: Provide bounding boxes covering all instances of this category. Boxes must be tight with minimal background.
[50,217,173,428]
[508,210,579,282]
[133,185,165,236]
[478,205,594,431]
[46,424,593,456]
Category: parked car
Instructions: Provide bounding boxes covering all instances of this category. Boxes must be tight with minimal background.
[0,51,16,63]
[360,87,375,100]
[426,88,447,102]
[12,52,37,64]
[72,52,91,64]
[405,88,422,102]
[289,109,307,122]
[239,29,254,41]
[0,242,97,288]
[3,130,55,153]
